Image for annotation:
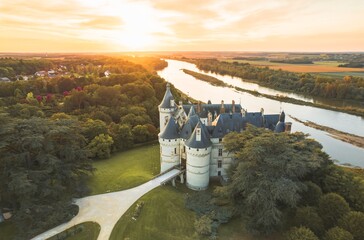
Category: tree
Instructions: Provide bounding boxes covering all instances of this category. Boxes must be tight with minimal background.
[338,211,364,240]
[284,227,319,240]
[216,126,329,234]
[318,193,350,229]
[87,134,114,159]
[108,123,133,151]
[293,207,324,236]
[324,227,353,240]
[300,181,322,206]
[0,117,92,238]
[132,125,150,143]
[81,119,108,141]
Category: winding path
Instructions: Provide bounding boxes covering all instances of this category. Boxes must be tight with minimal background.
[31,169,181,240]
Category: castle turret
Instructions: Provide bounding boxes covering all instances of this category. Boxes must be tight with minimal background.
[275,111,286,133]
[159,83,176,133]
[185,121,212,190]
[159,117,180,172]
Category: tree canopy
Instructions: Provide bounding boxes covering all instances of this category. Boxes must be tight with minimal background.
[215,125,330,234]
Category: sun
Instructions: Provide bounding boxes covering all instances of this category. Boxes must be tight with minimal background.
[117,31,155,51]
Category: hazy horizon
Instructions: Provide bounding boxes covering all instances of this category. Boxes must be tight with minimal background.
[1,0,364,52]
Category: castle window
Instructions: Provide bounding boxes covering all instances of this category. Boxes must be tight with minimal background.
[169,140,171,142]
[183,146,186,153]
[218,160,222,168]
[174,148,177,154]
[218,149,223,156]
[219,138,222,142]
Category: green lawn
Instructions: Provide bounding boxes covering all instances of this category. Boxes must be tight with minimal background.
[110,184,201,240]
[47,222,100,240]
[89,143,160,195]
[317,71,364,78]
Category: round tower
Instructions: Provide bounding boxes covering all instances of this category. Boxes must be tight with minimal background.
[159,83,176,133]
[185,122,212,190]
[159,117,180,172]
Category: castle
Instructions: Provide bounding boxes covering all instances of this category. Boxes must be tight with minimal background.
[158,83,291,190]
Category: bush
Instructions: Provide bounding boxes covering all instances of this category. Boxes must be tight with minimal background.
[338,211,364,240]
[324,227,353,240]
[293,207,324,236]
[318,193,350,228]
[284,227,319,240]
[194,215,212,236]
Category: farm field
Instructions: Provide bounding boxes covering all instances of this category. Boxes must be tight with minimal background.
[222,59,364,73]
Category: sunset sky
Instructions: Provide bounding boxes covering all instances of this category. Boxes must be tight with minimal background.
[0,0,363,52]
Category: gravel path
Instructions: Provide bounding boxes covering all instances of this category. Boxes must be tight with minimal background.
[31,169,181,240]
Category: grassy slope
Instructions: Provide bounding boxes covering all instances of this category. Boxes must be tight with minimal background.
[110,184,200,240]
[47,222,100,240]
[89,143,160,195]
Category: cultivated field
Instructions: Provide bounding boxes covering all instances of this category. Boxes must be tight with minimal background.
[223,59,364,73]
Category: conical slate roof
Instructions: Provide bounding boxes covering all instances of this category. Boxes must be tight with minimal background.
[159,83,175,108]
[187,106,196,118]
[180,114,199,139]
[185,121,212,149]
[160,117,179,139]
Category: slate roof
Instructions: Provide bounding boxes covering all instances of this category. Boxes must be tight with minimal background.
[159,117,180,139]
[275,122,286,133]
[159,83,175,108]
[183,103,242,118]
[180,114,199,139]
[185,121,212,149]
[264,114,280,130]
[211,113,245,138]
[244,112,264,127]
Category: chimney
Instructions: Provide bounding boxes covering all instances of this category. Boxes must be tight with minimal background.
[197,101,202,113]
[285,122,292,133]
[232,100,235,113]
[220,100,225,113]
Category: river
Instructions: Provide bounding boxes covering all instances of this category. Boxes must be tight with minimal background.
[157,59,364,168]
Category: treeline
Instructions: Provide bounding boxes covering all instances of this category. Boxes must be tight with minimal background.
[0,56,173,239]
[182,69,225,86]
[0,56,168,79]
[338,62,364,68]
[270,57,313,64]
[0,58,54,78]
[193,59,364,102]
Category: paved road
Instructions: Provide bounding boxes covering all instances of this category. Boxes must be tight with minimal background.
[31,169,181,240]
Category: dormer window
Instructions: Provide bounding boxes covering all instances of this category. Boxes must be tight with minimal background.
[170,99,175,107]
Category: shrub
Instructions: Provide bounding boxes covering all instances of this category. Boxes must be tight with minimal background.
[338,211,364,240]
[293,206,324,236]
[318,193,350,228]
[194,215,212,236]
[284,227,319,240]
[324,227,353,240]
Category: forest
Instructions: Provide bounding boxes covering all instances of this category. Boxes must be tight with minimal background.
[192,59,364,102]
[0,55,177,238]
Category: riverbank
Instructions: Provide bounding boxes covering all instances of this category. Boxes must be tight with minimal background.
[289,115,364,149]
[181,68,364,117]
